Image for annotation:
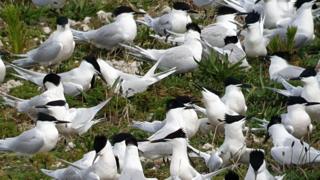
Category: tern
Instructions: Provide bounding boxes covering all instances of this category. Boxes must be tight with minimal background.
[72,6,143,50]
[0,113,68,155]
[12,17,74,67]
[10,55,102,96]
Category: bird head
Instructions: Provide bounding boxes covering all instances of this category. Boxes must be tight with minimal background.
[92,135,108,163]
[43,73,61,90]
[264,116,282,142]
[249,150,265,174]
[37,112,70,124]
[172,2,198,13]
[56,16,69,29]
[151,129,187,143]
[291,67,317,83]
[112,6,145,17]
[224,76,251,88]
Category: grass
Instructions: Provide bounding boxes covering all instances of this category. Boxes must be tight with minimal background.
[0,0,320,179]
[0,4,27,53]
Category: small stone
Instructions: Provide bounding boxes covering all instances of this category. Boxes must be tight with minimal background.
[81,24,91,31]
[0,80,23,93]
[83,17,91,24]
[43,27,51,34]
[97,10,113,23]
[202,143,213,150]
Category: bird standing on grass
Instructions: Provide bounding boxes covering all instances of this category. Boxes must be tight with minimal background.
[12,17,74,67]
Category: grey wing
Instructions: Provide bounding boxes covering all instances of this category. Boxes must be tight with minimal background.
[157,14,172,34]
[277,66,305,80]
[202,26,229,47]
[132,120,165,133]
[148,111,182,141]
[10,129,44,154]
[225,45,246,64]
[31,40,63,63]
[94,23,125,48]
[159,46,196,70]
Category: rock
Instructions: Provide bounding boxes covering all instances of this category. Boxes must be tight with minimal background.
[0,80,23,93]
[42,26,51,34]
[107,60,142,74]
[81,24,91,31]
[96,10,113,23]
[202,143,213,150]
[83,17,91,24]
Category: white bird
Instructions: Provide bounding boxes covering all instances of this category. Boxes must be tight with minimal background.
[268,68,320,121]
[0,73,66,119]
[10,55,102,96]
[265,116,320,165]
[32,0,65,8]
[41,136,118,180]
[197,86,237,133]
[0,113,67,155]
[72,6,143,50]
[210,36,251,68]
[152,129,230,180]
[12,17,74,67]
[119,135,157,180]
[201,6,238,48]
[121,23,203,73]
[97,58,175,97]
[133,96,198,134]
[0,56,5,83]
[138,2,196,36]
[242,11,269,57]
[110,133,134,172]
[189,114,256,171]
[281,96,317,138]
[147,96,199,141]
[221,77,249,115]
[245,150,285,180]
[264,0,315,47]
[36,98,110,136]
[268,55,305,82]
[260,0,295,28]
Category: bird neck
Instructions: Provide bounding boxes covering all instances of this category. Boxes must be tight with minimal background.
[171,139,190,164]
[116,13,134,22]
[216,14,236,23]
[124,145,143,171]
[224,122,245,142]
[36,121,58,132]
[225,85,241,94]
[287,104,305,112]
[172,9,187,15]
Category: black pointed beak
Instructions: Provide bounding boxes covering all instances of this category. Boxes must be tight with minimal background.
[134,11,146,15]
[255,0,261,4]
[188,9,198,14]
[306,102,320,106]
[35,105,48,109]
[240,83,252,88]
[55,120,71,124]
[150,139,167,143]
[290,77,301,80]
[92,153,99,165]
[236,12,248,16]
